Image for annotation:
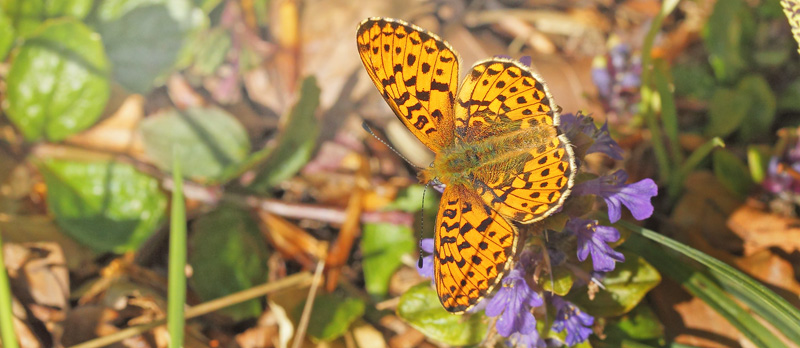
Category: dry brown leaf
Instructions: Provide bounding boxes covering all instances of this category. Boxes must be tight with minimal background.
[65,93,145,157]
[734,249,800,302]
[258,211,328,269]
[727,203,800,255]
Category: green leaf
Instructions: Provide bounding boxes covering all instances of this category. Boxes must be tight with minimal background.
[4,19,109,141]
[705,88,750,138]
[294,292,365,342]
[0,0,93,36]
[361,223,415,297]
[572,252,661,317]
[92,0,203,93]
[778,78,800,112]
[397,282,487,346]
[190,26,230,76]
[247,76,321,192]
[746,145,770,184]
[139,107,251,183]
[702,0,752,82]
[539,265,574,296]
[736,75,776,141]
[39,159,167,253]
[189,204,269,321]
[604,303,664,342]
[671,63,715,101]
[712,149,753,199]
[0,7,15,61]
[620,220,800,345]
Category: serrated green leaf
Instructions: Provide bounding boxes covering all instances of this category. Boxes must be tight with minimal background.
[572,252,661,317]
[92,0,203,93]
[189,204,269,321]
[0,7,15,61]
[712,149,753,199]
[139,107,251,183]
[539,265,574,296]
[361,223,415,297]
[705,88,750,138]
[0,0,92,36]
[294,292,365,342]
[397,282,487,346]
[5,19,109,141]
[247,76,321,192]
[736,75,776,141]
[39,159,167,253]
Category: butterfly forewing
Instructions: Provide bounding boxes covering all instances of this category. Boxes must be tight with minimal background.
[434,185,517,313]
[356,18,458,151]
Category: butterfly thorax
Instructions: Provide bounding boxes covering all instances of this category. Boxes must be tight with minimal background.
[420,124,558,190]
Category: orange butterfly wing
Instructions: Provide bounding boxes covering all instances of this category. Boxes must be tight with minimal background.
[434,184,517,313]
[356,18,459,151]
[455,59,575,223]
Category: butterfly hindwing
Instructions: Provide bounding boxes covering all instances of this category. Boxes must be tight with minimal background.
[454,59,575,223]
[434,185,517,313]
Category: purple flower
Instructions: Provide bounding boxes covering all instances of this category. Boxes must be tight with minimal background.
[508,330,545,348]
[485,268,543,337]
[417,238,434,279]
[762,157,800,194]
[573,170,657,223]
[560,112,624,160]
[586,121,624,160]
[568,218,625,272]
[551,296,594,346]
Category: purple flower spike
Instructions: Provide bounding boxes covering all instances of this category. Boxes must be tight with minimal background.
[586,121,624,160]
[568,218,625,272]
[552,296,594,346]
[417,238,434,279]
[559,113,624,160]
[508,330,545,348]
[486,268,543,337]
[574,170,658,223]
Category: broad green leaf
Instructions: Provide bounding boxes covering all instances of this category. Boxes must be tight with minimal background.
[5,19,109,141]
[539,265,574,296]
[702,0,752,82]
[39,159,167,253]
[247,76,321,192]
[736,75,776,141]
[92,0,203,93]
[671,63,714,101]
[0,7,14,61]
[572,252,661,317]
[603,303,664,343]
[705,88,750,138]
[361,223,414,297]
[0,0,92,36]
[189,204,269,320]
[397,282,487,346]
[712,149,753,199]
[139,107,250,183]
[293,292,365,342]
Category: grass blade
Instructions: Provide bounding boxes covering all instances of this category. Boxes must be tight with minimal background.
[168,148,187,348]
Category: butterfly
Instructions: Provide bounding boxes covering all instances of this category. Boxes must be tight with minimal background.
[356,17,575,313]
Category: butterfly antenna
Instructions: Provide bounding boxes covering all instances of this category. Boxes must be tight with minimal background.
[418,181,431,268]
[362,122,422,170]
